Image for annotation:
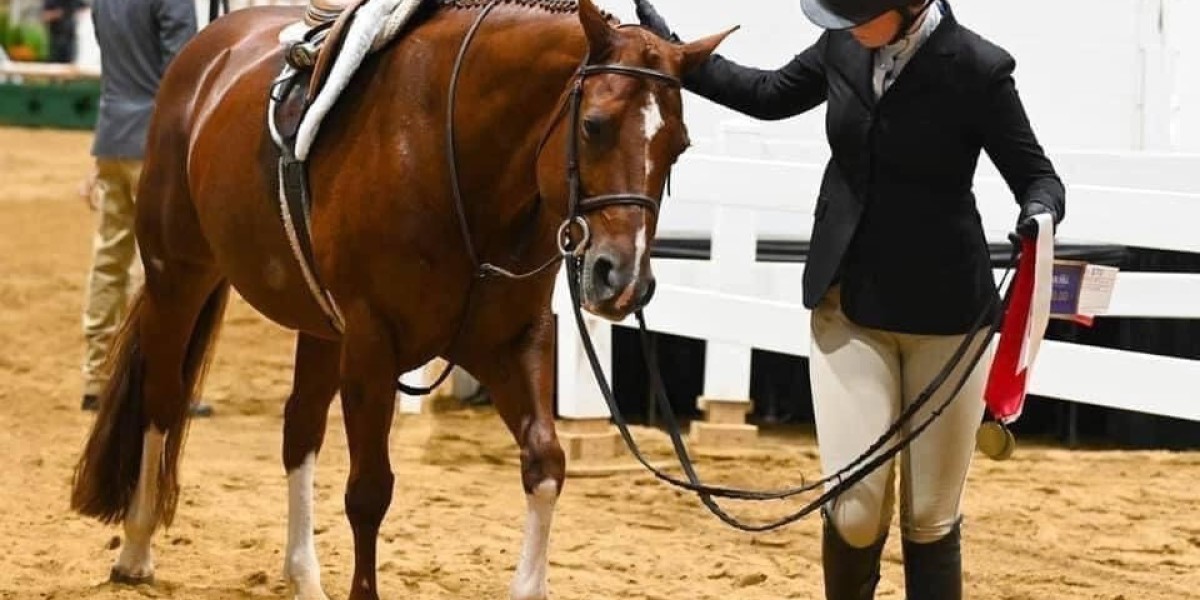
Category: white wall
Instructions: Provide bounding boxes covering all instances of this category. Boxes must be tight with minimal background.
[1166,0,1200,152]
[604,0,1199,154]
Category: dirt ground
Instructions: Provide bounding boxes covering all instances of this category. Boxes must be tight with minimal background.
[1,126,1198,600]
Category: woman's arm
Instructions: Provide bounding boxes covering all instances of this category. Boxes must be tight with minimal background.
[635,0,828,121]
[683,42,829,121]
[979,56,1066,230]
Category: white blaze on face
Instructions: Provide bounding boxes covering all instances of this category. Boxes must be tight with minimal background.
[617,92,664,308]
[641,92,666,187]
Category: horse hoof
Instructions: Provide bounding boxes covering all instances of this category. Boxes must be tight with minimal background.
[109,566,155,586]
[510,584,549,600]
[290,585,331,600]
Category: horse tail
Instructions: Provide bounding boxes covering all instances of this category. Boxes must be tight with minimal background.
[70,283,231,526]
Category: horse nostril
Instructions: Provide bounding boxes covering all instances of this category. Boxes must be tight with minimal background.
[594,255,617,290]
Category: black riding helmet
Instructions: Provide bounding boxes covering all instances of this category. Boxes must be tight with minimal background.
[800,0,931,30]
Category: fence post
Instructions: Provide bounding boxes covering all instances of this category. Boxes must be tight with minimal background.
[690,205,761,447]
[689,120,762,447]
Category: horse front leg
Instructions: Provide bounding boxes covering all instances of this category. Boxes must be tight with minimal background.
[282,333,341,600]
[474,313,566,600]
[338,311,399,600]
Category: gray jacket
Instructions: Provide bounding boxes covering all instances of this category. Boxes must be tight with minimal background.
[91,0,197,158]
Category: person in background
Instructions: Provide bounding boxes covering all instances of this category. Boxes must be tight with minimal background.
[41,0,88,63]
[633,0,1065,598]
[82,0,212,417]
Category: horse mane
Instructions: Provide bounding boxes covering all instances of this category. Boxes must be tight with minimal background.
[435,0,620,24]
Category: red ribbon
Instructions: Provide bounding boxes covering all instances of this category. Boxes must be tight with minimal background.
[984,236,1038,425]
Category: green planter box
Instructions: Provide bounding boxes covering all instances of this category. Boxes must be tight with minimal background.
[0,78,101,130]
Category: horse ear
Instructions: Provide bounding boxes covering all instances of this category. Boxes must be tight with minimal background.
[680,26,740,74]
[578,0,614,60]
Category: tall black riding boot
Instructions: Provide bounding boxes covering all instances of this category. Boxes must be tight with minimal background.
[902,520,962,600]
[822,511,887,600]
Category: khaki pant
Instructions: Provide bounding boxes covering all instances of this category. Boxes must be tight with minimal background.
[82,159,144,397]
[811,286,992,547]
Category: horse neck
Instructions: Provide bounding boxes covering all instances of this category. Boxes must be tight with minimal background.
[440,8,589,257]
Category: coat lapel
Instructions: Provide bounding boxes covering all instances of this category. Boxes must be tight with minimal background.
[828,34,878,110]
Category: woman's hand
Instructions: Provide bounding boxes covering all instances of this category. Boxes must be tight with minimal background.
[1016,201,1057,238]
[634,0,681,43]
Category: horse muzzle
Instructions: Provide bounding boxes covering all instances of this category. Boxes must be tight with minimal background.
[581,247,656,320]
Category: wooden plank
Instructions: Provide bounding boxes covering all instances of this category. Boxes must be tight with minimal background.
[0,61,101,81]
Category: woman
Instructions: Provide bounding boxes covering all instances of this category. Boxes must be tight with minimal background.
[634,0,1065,598]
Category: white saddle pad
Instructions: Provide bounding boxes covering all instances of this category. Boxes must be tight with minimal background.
[275,0,426,161]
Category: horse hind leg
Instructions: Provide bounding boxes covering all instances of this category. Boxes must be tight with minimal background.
[282,333,341,600]
[471,318,566,600]
[111,423,165,584]
[119,272,228,582]
[71,266,228,583]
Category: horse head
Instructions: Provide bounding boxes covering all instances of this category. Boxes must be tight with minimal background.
[538,0,735,322]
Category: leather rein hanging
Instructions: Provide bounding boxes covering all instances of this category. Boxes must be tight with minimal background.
[565,254,1017,531]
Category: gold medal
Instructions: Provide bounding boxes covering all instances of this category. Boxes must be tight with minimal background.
[976,421,1016,461]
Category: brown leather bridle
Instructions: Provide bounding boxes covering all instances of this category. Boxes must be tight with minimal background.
[551,62,680,259]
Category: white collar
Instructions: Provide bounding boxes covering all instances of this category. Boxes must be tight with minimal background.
[878,0,943,63]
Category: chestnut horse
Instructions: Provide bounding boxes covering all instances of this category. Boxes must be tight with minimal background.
[68,0,731,598]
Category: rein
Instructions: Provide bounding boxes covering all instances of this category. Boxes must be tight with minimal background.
[563,250,1017,531]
